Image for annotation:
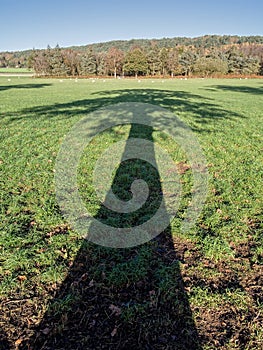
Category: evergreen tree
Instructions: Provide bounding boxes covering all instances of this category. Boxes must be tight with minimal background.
[158,48,169,77]
[147,45,161,76]
[240,57,260,74]
[179,48,197,76]
[96,52,107,76]
[79,49,97,75]
[48,45,70,76]
[167,48,182,77]
[193,57,228,77]
[123,48,148,78]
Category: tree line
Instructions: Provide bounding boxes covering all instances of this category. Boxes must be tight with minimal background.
[1,35,263,77]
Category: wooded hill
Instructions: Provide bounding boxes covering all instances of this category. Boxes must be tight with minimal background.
[1,35,263,77]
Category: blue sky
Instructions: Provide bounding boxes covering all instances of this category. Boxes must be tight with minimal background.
[1,0,263,51]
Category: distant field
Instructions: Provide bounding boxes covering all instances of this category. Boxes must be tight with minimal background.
[0,77,262,349]
[0,67,34,73]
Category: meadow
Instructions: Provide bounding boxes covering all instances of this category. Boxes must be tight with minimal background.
[0,76,262,349]
[0,68,33,74]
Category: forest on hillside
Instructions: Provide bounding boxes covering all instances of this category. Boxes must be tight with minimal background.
[1,35,263,77]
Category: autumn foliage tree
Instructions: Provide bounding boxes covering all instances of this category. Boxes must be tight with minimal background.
[105,47,124,78]
[24,36,263,77]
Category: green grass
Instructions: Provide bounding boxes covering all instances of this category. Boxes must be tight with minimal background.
[0,76,262,349]
[0,67,34,73]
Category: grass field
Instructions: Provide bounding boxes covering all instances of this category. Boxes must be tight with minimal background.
[0,77,262,349]
[0,68,34,73]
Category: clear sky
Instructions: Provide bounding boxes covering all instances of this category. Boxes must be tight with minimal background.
[1,0,263,52]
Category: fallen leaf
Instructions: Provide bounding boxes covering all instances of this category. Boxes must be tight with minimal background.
[15,338,23,346]
[111,327,118,337]
[18,275,27,281]
[177,162,191,175]
[80,273,88,282]
[88,279,94,287]
[109,304,121,316]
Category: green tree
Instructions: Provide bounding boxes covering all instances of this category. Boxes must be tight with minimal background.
[96,52,107,76]
[179,48,197,76]
[49,45,70,76]
[193,57,228,77]
[225,48,244,74]
[225,47,260,75]
[0,55,7,68]
[147,43,161,76]
[167,48,182,77]
[123,48,148,78]
[79,48,97,76]
[158,48,169,77]
[240,57,260,74]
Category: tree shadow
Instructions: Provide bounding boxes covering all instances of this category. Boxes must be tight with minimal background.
[2,87,247,349]
[0,328,11,350]
[22,103,203,349]
[203,84,263,95]
[3,88,244,133]
[0,83,52,91]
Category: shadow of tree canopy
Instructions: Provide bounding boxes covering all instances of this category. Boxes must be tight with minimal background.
[0,83,52,91]
[0,328,11,350]
[23,105,203,349]
[3,87,247,349]
[4,88,244,133]
[203,84,263,95]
